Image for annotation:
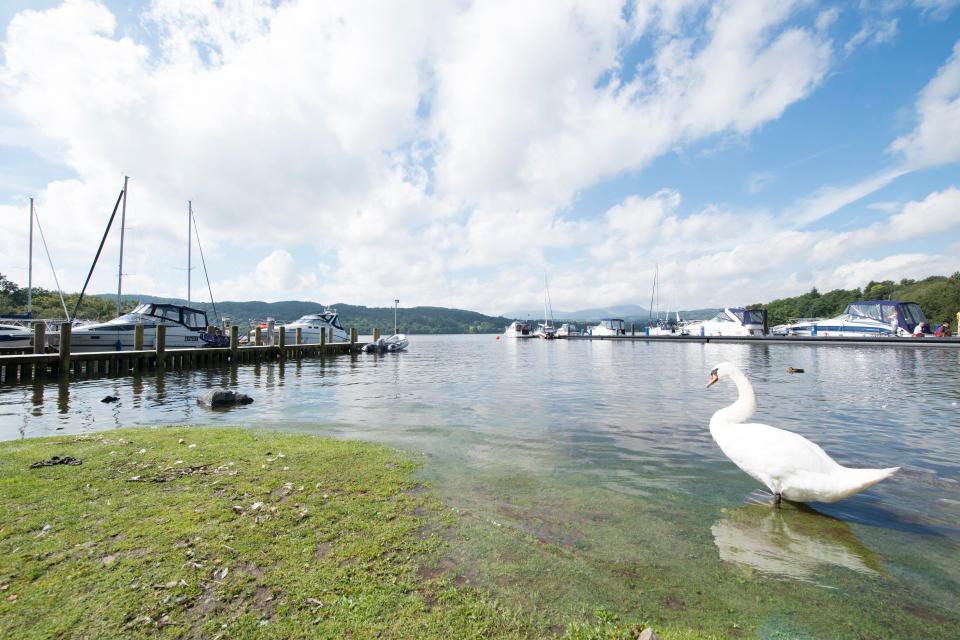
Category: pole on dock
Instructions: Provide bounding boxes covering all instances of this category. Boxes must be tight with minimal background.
[27,198,34,316]
[295,327,302,345]
[350,327,357,348]
[327,327,333,344]
[156,325,166,368]
[278,326,286,361]
[373,328,380,341]
[58,323,71,375]
[320,326,326,348]
[33,323,45,355]
[631,323,635,336]
[255,326,262,346]
[230,325,239,362]
[134,324,144,351]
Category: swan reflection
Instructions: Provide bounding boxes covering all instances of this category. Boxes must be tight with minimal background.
[711,501,880,582]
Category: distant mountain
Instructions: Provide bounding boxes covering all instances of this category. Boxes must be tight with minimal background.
[503,304,650,321]
[94,294,511,334]
[504,304,722,323]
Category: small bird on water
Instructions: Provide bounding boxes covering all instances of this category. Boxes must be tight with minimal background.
[786,367,804,374]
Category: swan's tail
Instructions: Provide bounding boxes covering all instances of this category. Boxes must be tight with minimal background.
[830,466,900,502]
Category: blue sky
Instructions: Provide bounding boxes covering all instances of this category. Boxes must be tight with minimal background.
[1,1,959,315]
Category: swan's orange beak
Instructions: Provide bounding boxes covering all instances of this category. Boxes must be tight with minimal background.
[706,373,718,388]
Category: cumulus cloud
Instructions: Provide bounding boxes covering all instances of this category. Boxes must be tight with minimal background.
[0,1,955,315]
[890,41,960,169]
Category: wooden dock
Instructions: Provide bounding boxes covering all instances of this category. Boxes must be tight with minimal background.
[0,323,370,385]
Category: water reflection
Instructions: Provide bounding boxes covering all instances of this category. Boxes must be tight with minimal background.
[711,500,881,583]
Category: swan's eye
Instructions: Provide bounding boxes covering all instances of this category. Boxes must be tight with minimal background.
[710,368,718,377]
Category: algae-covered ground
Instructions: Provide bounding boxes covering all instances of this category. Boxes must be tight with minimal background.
[0,427,716,639]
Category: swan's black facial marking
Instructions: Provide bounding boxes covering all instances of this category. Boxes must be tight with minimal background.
[707,367,719,388]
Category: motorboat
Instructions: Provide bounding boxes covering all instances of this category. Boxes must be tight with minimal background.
[783,300,929,337]
[49,303,225,352]
[683,308,766,337]
[362,333,409,353]
[278,310,349,344]
[555,323,579,337]
[590,318,625,336]
[0,323,33,350]
[504,320,534,338]
[646,311,685,337]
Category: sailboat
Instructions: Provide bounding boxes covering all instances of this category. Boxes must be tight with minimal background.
[535,273,557,339]
[646,263,683,337]
[55,188,226,352]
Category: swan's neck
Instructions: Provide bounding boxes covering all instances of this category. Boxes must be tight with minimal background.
[710,369,758,427]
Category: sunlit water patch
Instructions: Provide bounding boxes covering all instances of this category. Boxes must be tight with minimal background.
[2,336,959,637]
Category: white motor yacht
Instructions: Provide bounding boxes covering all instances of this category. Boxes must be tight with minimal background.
[784,300,929,337]
[49,303,223,352]
[555,323,579,337]
[590,318,625,336]
[0,323,33,350]
[683,308,766,337]
[278,310,349,344]
[504,321,535,338]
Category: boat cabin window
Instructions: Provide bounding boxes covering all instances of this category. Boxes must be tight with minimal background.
[731,309,765,325]
[901,303,926,326]
[601,319,624,330]
[182,310,207,329]
[713,313,733,322]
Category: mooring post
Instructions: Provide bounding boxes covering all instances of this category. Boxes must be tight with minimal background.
[255,326,262,347]
[230,325,239,363]
[278,326,286,361]
[373,327,380,341]
[155,325,166,369]
[327,327,333,344]
[295,327,302,345]
[33,323,45,355]
[134,324,144,351]
[350,327,357,350]
[631,323,635,336]
[58,322,71,376]
[320,325,326,349]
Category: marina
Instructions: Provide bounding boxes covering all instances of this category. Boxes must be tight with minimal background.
[2,335,958,637]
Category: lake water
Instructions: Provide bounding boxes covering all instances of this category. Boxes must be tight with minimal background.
[2,335,959,637]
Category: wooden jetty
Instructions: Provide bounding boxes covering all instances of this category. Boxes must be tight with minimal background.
[0,323,371,385]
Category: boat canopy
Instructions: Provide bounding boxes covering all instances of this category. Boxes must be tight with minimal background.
[729,308,766,326]
[128,303,209,330]
[840,300,927,332]
[600,318,624,330]
[294,312,343,330]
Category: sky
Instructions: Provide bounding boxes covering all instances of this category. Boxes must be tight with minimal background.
[0,0,958,316]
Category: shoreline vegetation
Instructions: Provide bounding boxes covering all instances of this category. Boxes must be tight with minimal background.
[0,427,711,639]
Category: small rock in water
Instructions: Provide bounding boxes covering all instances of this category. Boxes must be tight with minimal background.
[637,628,660,640]
[197,388,254,409]
[101,395,119,403]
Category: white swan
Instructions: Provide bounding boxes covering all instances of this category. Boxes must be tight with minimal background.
[707,362,899,505]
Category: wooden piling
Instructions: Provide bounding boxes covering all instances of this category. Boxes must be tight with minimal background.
[255,326,262,346]
[230,326,239,363]
[33,324,45,355]
[156,325,166,369]
[327,327,333,344]
[350,327,357,348]
[320,326,326,348]
[59,323,71,376]
[134,324,144,351]
[373,328,380,341]
[278,326,286,361]
[295,327,302,345]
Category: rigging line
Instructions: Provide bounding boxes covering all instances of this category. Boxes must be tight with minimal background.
[32,205,69,320]
[72,189,124,321]
[190,208,220,325]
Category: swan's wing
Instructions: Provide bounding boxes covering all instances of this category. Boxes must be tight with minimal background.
[712,422,842,488]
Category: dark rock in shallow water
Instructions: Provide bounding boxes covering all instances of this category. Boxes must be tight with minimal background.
[101,395,119,403]
[197,388,254,409]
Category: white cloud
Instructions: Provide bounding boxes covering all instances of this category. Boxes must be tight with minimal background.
[890,41,960,168]
[844,18,898,53]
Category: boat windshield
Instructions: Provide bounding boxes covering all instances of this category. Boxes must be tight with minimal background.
[730,308,765,326]
[601,319,624,330]
[712,312,733,323]
[842,302,899,324]
[321,313,343,330]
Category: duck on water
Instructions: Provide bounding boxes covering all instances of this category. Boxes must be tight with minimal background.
[706,362,899,506]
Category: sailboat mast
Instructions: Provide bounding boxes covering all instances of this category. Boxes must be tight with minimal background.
[116,175,129,316]
[648,263,658,319]
[187,200,192,304]
[27,197,34,316]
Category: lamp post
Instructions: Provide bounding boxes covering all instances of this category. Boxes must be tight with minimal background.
[394,299,399,335]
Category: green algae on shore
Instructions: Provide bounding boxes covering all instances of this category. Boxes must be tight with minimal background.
[0,426,714,639]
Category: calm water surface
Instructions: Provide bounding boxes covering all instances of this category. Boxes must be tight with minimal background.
[2,336,959,637]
